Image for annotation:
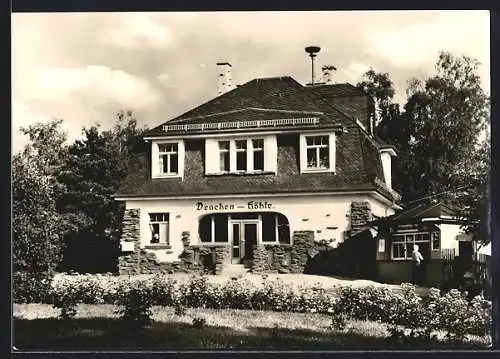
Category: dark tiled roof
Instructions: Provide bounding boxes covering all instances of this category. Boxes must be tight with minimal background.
[116,75,398,201]
[145,77,357,137]
[306,83,365,97]
[368,201,460,226]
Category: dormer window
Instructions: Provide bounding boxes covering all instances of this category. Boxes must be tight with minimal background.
[306,135,329,169]
[235,140,247,171]
[299,133,336,173]
[206,136,277,175]
[151,140,185,179]
[159,143,178,175]
[218,141,230,172]
[252,139,264,171]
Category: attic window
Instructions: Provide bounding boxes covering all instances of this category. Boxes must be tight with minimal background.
[299,133,336,173]
[158,143,178,175]
[215,138,266,174]
[306,136,329,169]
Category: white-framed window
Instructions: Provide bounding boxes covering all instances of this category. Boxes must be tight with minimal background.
[391,232,430,260]
[213,138,266,174]
[235,140,247,171]
[306,135,329,169]
[218,140,230,172]
[149,213,169,245]
[152,140,184,179]
[378,238,385,253]
[431,231,440,250]
[252,139,264,171]
[159,143,178,175]
[299,133,335,173]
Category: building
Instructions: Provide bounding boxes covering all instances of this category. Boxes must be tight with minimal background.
[369,200,488,287]
[113,62,402,275]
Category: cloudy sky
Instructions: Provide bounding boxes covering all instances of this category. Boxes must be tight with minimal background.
[11,10,490,154]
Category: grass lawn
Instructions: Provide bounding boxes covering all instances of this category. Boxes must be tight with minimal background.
[13,304,490,350]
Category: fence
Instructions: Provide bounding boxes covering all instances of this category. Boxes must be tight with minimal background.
[440,247,491,298]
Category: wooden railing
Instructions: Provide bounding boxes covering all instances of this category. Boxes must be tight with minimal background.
[162,117,320,132]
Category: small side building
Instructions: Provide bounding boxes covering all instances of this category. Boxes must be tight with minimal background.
[370,201,484,287]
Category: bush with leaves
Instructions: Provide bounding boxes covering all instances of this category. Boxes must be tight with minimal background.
[335,285,394,322]
[48,273,492,341]
[51,277,80,320]
[114,280,155,327]
[13,271,53,304]
[330,311,348,331]
[192,317,207,329]
[13,150,64,301]
[387,284,439,345]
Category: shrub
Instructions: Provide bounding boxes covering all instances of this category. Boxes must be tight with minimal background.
[179,275,217,308]
[51,276,80,320]
[294,284,334,313]
[13,271,53,304]
[114,280,154,327]
[47,273,492,342]
[220,278,255,309]
[192,317,207,329]
[335,285,393,322]
[433,289,490,343]
[147,275,178,306]
[174,305,186,317]
[330,312,347,331]
[387,284,438,344]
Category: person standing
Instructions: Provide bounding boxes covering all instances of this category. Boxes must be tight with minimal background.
[411,244,424,284]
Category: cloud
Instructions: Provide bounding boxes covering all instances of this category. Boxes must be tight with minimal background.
[364,11,489,73]
[99,13,173,49]
[24,66,162,109]
[343,62,371,83]
[11,101,75,154]
[11,11,490,148]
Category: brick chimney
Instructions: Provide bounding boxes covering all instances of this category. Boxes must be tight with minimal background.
[217,62,232,95]
[321,65,336,84]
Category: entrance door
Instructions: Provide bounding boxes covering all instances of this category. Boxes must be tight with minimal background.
[230,220,258,264]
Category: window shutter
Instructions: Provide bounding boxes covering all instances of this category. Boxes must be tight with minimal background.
[151,141,159,178]
[299,134,307,173]
[329,133,336,173]
[178,140,185,179]
[205,138,218,174]
[264,135,277,173]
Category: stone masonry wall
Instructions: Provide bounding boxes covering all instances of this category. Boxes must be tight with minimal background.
[250,244,269,273]
[290,231,316,273]
[251,244,293,274]
[119,212,208,275]
[118,209,141,274]
[349,201,372,236]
